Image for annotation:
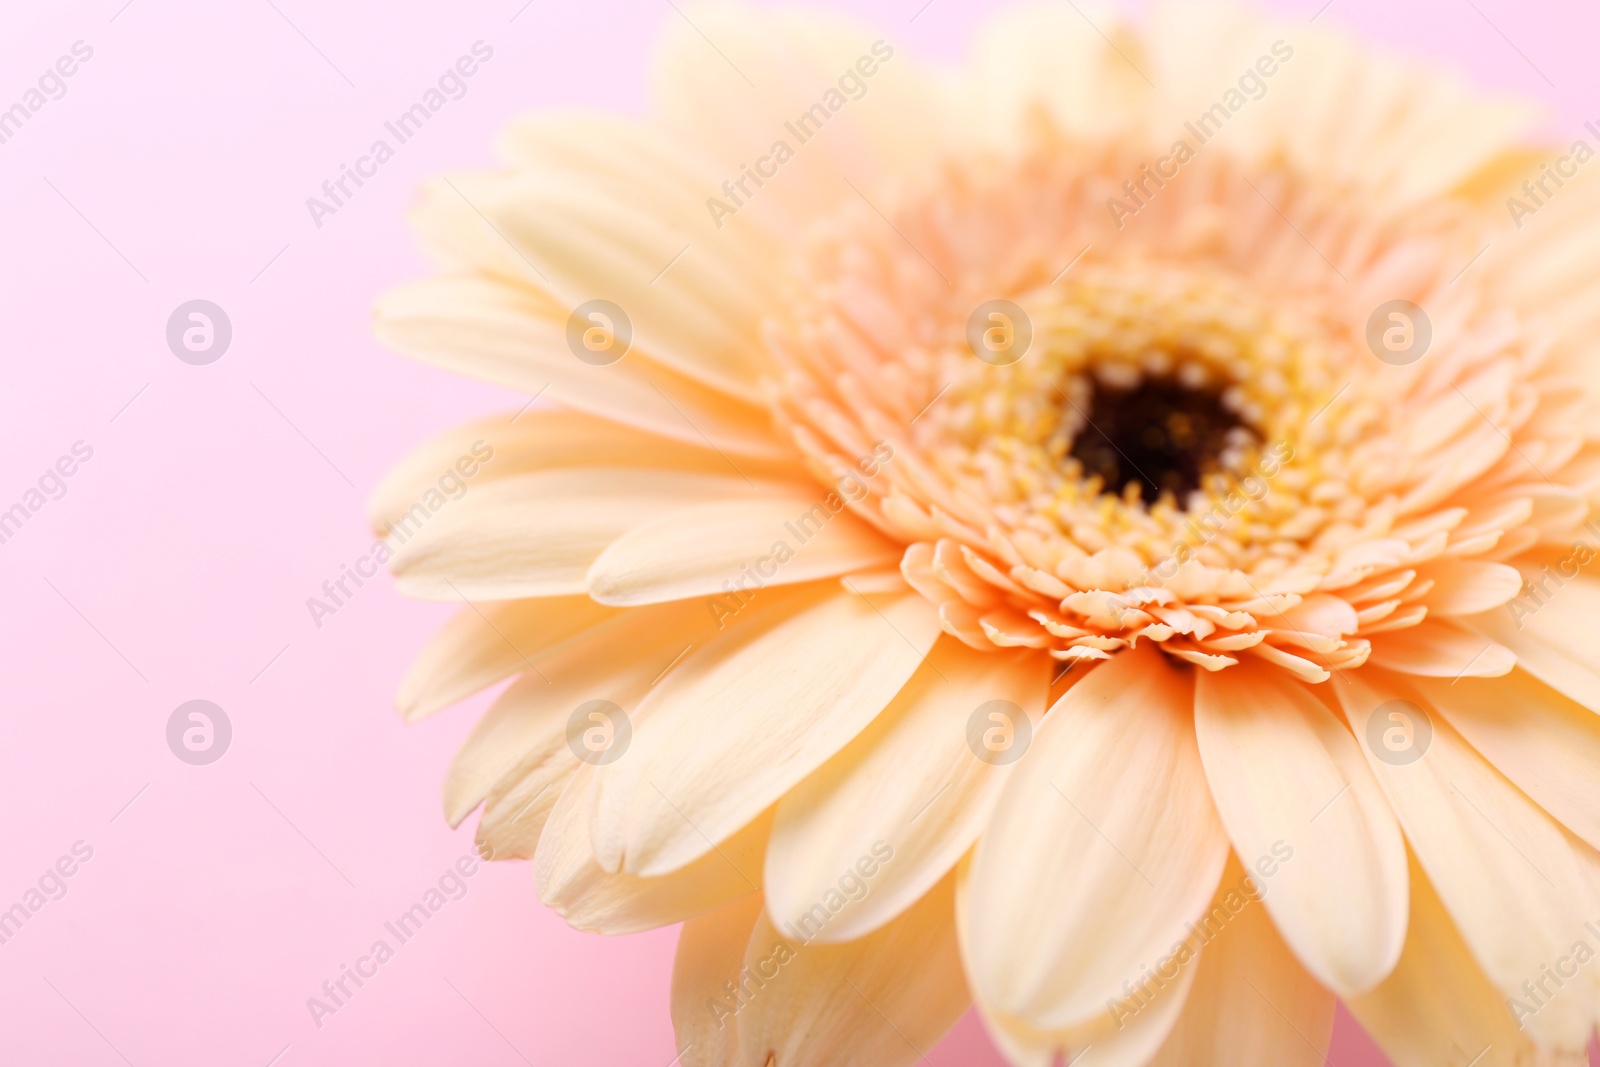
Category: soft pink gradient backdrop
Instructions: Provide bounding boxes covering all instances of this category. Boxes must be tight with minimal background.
[1,0,1595,1063]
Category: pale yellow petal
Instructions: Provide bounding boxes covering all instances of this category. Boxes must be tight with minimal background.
[1467,569,1600,710]
[653,4,950,230]
[1195,660,1408,996]
[765,641,1049,943]
[374,274,785,459]
[587,492,899,607]
[443,598,719,827]
[966,645,1229,1030]
[1367,618,1515,678]
[955,852,1204,1067]
[1336,669,1600,1049]
[671,892,764,1067]
[591,587,941,877]
[1419,670,1600,852]
[1413,558,1525,616]
[396,595,615,721]
[737,875,968,1067]
[388,468,767,601]
[408,169,771,402]
[534,764,766,934]
[366,408,770,537]
[1346,852,1565,1067]
[1145,858,1337,1067]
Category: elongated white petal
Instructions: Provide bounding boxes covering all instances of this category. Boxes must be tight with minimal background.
[671,892,764,1067]
[1346,853,1560,1067]
[1466,571,1600,711]
[443,598,721,827]
[389,468,770,600]
[954,852,1198,1067]
[396,596,615,721]
[1412,558,1524,616]
[1195,660,1408,995]
[374,275,786,458]
[653,5,949,232]
[1336,669,1600,1049]
[1419,670,1600,852]
[534,765,766,934]
[409,170,772,402]
[367,408,769,537]
[967,645,1230,1030]
[737,876,968,1067]
[766,641,1049,943]
[1146,860,1337,1067]
[473,757,576,861]
[591,587,941,877]
[587,492,898,607]
[1367,618,1514,678]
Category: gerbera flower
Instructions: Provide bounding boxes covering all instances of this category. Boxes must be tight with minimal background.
[371,3,1600,1064]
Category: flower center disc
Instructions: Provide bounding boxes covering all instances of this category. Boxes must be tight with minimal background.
[1068,376,1256,505]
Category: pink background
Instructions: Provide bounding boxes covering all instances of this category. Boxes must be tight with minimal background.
[1,0,1595,1063]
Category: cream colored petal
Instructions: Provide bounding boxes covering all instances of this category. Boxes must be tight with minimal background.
[953,860,1073,1067]
[955,852,1202,1067]
[443,598,720,827]
[765,641,1049,944]
[653,4,950,231]
[1336,669,1600,1049]
[365,417,503,536]
[396,596,616,721]
[473,757,576,861]
[1156,1,1536,204]
[407,170,771,402]
[671,892,764,1067]
[366,408,771,537]
[1145,857,1337,1067]
[1466,568,1600,710]
[966,645,1230,1030]
[447,672,573,834]
[1419,670,1600,852]
[1046,941,1202,1067]
[587,492,899,607]
[969,4,1157,148]
[1366,618,1515,678]
[374,275,785,459]
[1346,852,1564,1067]
[388,468,768,601]
[736,875,968,1067]
[591,587,941,877]
[1413,558,1525,617]
[494,109,787,271]
[534,764,766,935]
[1479,159,1600,379]
[1195,661,1408,996]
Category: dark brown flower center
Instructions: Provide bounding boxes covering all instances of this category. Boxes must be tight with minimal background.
[1068,377,1254,504]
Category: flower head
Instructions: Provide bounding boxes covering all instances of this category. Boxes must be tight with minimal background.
[374,4,1600,1064]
